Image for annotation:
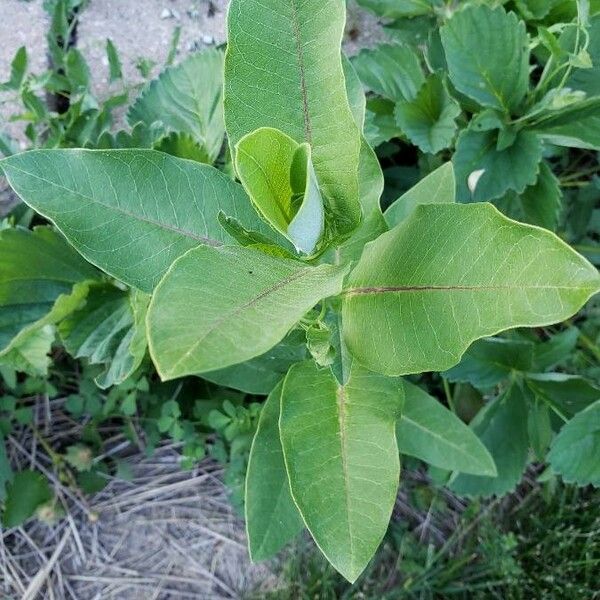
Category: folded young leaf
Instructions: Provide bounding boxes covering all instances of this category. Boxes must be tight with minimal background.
[236,128,324,254]
[449,382,529,498]
[1,149,276,292]
[343,203,600,376]
[443,337,535,388]
[396,381,497,476]
[0,227,97,355]
[385,162,455,227]
[147,246,349,379]
[279,360,403,583]
[441,5,530,113]
[128,49,225,163]
[394,74,461,154]
[352,43,425,102]
[548,399,600,487]
[224,0,362,236]
[245,382,304,561]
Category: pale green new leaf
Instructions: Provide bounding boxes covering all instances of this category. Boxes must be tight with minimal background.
[0,227,97,355]
[147,246,348,379]
[128,50,225,162]
[352,44,425,102]
[280,360,403,582]
[0,325,54,377]
[236,128,324,254]
[246,383,304,561]
[1,149,277,292]
[449,383,530,498]
[224,0,362,235]
[397,381,496,476]
[385,162,455,227]
[394,74,461,154]
[453,127,543,202]
[548,399,600,487]
[343,203,600,376]
[441,5,530,113]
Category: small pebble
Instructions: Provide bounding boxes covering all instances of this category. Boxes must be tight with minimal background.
[201,34,214,45]
[160,8,173,19]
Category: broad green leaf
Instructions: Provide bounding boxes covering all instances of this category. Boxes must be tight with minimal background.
[441,5,530,113]
[449,383,529,498]
[396,381,496,476]
[0,227,97,354]
[356,0,437,18]
[531,97,600,150]
[280,360,403,582]
[443,337,534,388]
[0,325,54,377]
[394,74,460,154]
[236,128,324,254]
[520,161,562,231]
[147,245,348,379]
[1,149,277,292]
[128,50,225,162]
[342,203,600,376]
[2,470,52,528]
[224,0,362,236]
[525,373,600,418]
[59,284,149,389]
[527,398,552,460]
[453,126,543,202]
[532,327,579,371]
[548,399,600,487]
[245,383,304,561]
[384,162,455,227]
[364,98,400,147]
[202,331,307,395]
[352,44,425,102]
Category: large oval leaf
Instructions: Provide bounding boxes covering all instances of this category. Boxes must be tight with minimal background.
[343,203,600,376]
[224,0,362,235]
[245,382,304,561]
[279,360,403,582]
[1,149,274,292]
[147,246,348,379]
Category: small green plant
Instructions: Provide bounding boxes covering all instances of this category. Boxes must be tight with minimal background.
[1,0,599,584]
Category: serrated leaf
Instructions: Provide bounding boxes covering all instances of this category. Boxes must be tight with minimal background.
[531,97,600,150]
[384,162,455,227]
[441,5,529,113]
[280,360,403,583]
[532,327,579,371]
[128,50,225,162]
[0,227,97,355]
[202,331,307,395]
[397,381,496,476]
[394,74,460,154]
[343,203,600,377]
[356,0,437,18]
[147,246,348,379]
[2,470,52,528]
[0,46,27,92]
[59,284,148,389]
[352,43,425,102]
[236,128,324,254]
[548,399,600,487]
[246,382,304,561]
[444,337,534,388]
[449,383,529,498]
[453,127,543,202]
[520,161,562,231]
[525,373,600,418]
[224,0,362,236]
[1,149,278,292]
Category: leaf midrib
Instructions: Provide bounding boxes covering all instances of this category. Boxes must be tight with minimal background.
[3,164,222,246]
[345,283,598,296]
